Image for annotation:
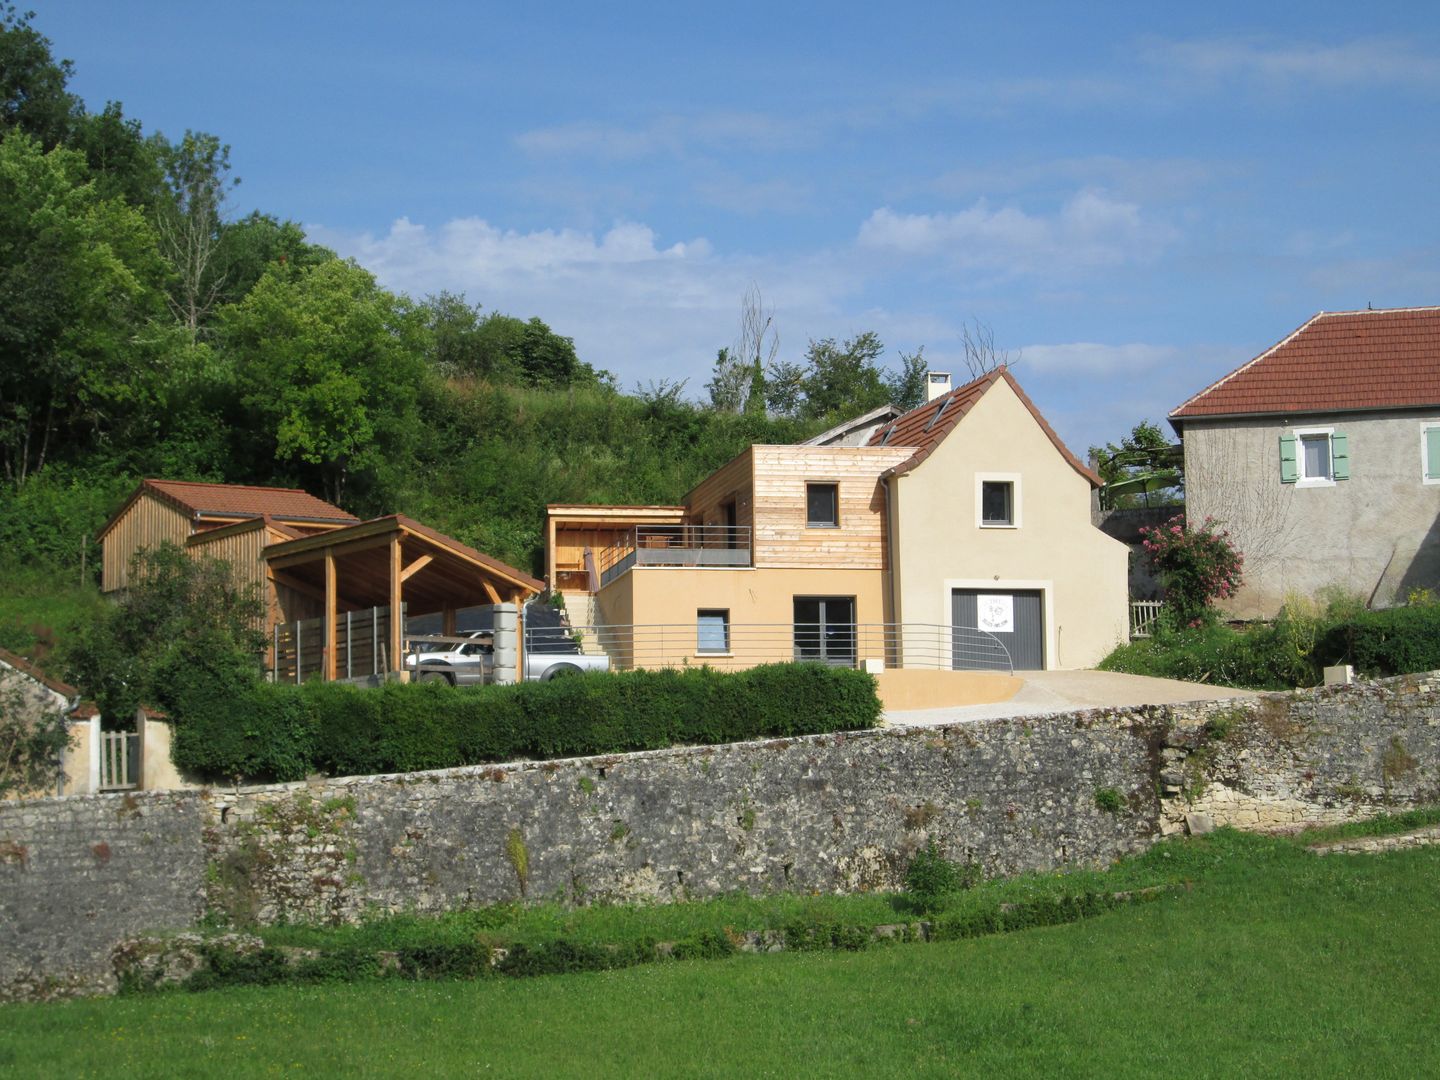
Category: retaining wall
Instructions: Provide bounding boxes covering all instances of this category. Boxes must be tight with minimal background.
[4,673,1440,1001]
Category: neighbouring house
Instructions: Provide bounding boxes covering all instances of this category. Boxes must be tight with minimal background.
[1170,306,1440,618]
[99,479,542,683]
[545,368,1129,674]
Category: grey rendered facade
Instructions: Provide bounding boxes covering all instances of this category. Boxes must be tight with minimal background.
[1184,408,1440,617]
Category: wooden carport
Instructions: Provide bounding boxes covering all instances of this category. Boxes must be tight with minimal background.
[262,515,543,681]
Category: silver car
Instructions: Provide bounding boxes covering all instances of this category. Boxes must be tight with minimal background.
[405,631,494,686]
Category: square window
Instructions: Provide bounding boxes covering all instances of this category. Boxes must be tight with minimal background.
[806,483,839,528]
[697,609,730,654]
[981,481,1014,527]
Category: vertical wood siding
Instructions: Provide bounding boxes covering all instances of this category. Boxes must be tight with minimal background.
[101,495,193,592]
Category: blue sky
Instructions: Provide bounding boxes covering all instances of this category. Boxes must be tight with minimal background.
[38,1,1440,453]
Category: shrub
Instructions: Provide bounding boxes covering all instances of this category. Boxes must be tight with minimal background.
[1094,787,1124,813]
[172,663,881,783]
[1139,515,1244,628]
[1317,604,1440,679]
[904,840,979,913]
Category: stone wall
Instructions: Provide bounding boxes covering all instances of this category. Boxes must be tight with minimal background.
[0,791,205,1000]
[5,673,1440,1001]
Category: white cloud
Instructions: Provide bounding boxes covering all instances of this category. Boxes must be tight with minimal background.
[306,216,862,389]
[857,189,1178,275]
[1144,36,1440,90]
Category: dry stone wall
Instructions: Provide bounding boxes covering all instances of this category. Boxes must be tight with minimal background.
[4,672,1440,1001]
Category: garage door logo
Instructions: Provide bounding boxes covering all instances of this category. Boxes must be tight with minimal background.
[975,593,1014,634]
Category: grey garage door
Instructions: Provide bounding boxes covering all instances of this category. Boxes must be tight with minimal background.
[952,589,1045,670]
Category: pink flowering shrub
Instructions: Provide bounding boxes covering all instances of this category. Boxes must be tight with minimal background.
[1139,515,1244,628]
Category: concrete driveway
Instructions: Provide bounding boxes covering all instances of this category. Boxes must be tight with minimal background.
[884,669,1258,727]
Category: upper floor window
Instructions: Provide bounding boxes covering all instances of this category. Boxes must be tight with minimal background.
[1423,425,1440,485]
[976,473,1021,528]
[807,483,839,528]
[1281,428,1348,487]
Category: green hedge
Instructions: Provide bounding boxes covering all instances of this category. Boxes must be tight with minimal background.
[171,663,881,783]
[1100,602,1440,690]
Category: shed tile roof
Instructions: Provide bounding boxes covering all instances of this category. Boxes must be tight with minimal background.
[1171,307,1440,422]
[867,368,1102,486]
[100,479,357,541]
[144,479,357,522]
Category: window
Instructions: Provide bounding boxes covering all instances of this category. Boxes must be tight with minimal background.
[975,473,1022,528]
[806,482,839,528]
[981,482,1013,526]
[793,597,856,665]
[1281,428,1348,486]
[697,610,730,654]
[1423,425,1440,484]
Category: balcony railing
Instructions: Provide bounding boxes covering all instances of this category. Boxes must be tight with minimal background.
[528,621,1013,674]
[597,525,752,587]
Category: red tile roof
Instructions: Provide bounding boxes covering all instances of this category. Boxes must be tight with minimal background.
[867,368,1102,487]
[100,479,357,540]
[0,647,78,700]
[1171,307,1440,422]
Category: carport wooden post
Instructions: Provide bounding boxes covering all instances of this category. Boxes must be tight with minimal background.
[442,606,456,637]
[323,551,337,682]
[389,535,404,679]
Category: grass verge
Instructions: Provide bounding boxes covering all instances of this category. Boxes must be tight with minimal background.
[3,824,1438,1077]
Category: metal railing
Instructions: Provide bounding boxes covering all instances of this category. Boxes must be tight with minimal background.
[1130,600,1164,638]
[597,525,752,587]
[99,730,139,791]
[525,621,1013,674]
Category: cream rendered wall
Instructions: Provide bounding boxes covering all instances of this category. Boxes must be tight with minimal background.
[892,379,1129,669]
[596,565,887,668]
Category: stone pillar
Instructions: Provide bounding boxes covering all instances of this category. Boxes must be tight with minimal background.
[492,603,518,685]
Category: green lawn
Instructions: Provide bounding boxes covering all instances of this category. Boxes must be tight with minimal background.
[5,829,1439,1077]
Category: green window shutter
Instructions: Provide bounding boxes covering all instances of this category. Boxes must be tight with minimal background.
[1331,432,1349,480]
[1426,429,1440,480]
[1279,433,1298,483]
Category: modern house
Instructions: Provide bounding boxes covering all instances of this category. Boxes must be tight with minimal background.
[545,368,1129,673]
[99,479,542,682]
[1170,306,1440,617]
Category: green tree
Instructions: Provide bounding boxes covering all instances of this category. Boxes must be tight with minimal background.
[705,346,747,412]
[221,259,427,505]
[64,543,266,722]
[1090,420,1184,510]
[0,131,170,486]
[884,347,929,412]
[0,6,81,148]
[70,101,166,210]
[211,211,334,307]
[798,331,890,421]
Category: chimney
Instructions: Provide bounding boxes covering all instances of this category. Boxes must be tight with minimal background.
[926,371,952,402]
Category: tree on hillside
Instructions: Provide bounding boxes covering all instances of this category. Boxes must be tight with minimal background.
[0,131,171,486]
[211,211,335,306]
[0,5,81,148]
[222,259,428,506]
[885,347,929,412]
[154,130,238,335]
[796,332,890,421]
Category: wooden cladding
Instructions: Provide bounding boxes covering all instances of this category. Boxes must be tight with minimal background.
[101,495,192,592]
[748,446,912,570]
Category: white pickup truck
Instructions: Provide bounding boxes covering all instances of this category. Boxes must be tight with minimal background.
[405,628,609,684]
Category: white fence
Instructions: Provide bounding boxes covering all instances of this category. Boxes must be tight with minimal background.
[99,730,139,791]
[1130,601,1164,639]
